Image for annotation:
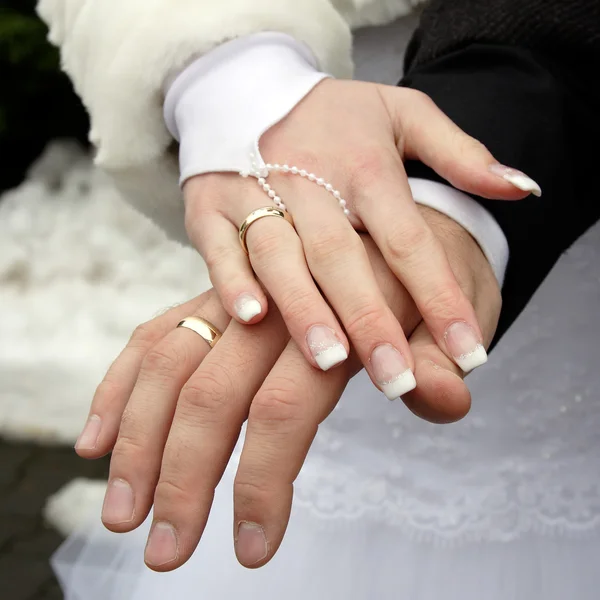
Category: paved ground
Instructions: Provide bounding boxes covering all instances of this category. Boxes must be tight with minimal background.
[0,438,109,600]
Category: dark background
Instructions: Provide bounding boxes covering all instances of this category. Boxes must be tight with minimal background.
[0,3,102,599]
[0,0,88,193]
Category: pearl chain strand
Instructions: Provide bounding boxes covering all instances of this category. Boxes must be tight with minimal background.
[240,154,350,217]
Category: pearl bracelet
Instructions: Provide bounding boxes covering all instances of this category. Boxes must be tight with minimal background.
[240,154,350,217]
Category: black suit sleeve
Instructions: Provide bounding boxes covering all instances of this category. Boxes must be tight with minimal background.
[399,43,600,346]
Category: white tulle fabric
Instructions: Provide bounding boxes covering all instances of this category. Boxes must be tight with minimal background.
[52,222,600,599]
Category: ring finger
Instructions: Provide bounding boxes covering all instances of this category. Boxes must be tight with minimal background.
[224,187,352,373]
[101,294,230,533]
[75,292,218,459]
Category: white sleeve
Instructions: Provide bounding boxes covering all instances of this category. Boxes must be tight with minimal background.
[36,0,352,170]
[165,34,509,284]
[163,33,330,182]
[35,0,351,244]
[36,0,421,242]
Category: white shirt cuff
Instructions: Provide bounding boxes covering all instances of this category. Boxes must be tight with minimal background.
[164,32,329,182]
[163,33,509,284]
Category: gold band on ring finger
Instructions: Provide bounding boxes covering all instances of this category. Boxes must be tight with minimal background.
[238,206,295,254]
[177,317,222,349]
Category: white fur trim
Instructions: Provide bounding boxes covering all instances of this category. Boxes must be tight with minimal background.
[36,0,422,240]
[36,0,352,169]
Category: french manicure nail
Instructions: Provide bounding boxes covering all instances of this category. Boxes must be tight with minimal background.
[236,521,268,566]
[145,522,179,566]
[234,293,262,322]
[444,321,488,373]
[488,163,542,197]
[307,325,348,371]
[102,478,135,524]
[75,414,101,450]
[370,344,416,401]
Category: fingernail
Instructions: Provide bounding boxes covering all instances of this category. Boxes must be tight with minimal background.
[307,325,348,371]
[102,478,135,524]
[145,522,179,567]
[370,344,416,401]
[234,293,262,323]
[74,414,101,450]
[488,163,542,197]
[444,321,488,373]
[236,521,268,566]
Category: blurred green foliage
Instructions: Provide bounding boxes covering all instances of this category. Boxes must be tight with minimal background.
[0,0,88,191]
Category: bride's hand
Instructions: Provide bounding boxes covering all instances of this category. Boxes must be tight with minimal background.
[74,207,501,572]
[184,80,535,389]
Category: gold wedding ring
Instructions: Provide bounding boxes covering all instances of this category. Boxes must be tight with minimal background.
[238,207,295,254]
[177,317,222,349]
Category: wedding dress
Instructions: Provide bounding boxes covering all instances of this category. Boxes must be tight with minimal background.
[46,17,600,600]
[51,215,600,599]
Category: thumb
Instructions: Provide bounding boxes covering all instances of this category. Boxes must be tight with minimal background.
[386,87,542,200]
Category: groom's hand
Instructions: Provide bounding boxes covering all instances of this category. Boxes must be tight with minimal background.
[75,206,501,572]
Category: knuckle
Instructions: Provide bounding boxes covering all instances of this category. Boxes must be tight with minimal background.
[250,382,306,427]
[178,370,233,423]
[92,379,123,412]
[278,287,316,324]
[247,228,283,262]
[344,300,388,340]
[420,285,466,322]
[154,477,195,509]
[117,407,145,441]
[402,91,438,133]
[141,341,187,379]
[308,226,357,264]
[183,180,219,218]
[412,89,435,107]
[111,428,146,465]
[385,223,432,262]
[457,132,487,156]
[233,476,273,509]
[440,135,488,174]
[402,90,438,122]
[203,243,239,273]
[129,322,161,349]
[348,147,393,189]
